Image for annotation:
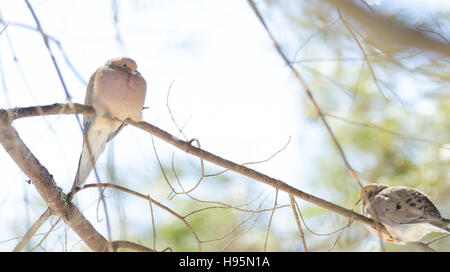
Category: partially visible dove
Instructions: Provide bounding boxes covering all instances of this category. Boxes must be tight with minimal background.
[71,57,147,194]
[357,183,450,244]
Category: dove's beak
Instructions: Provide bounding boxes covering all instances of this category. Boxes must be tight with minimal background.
[355,198,362,205]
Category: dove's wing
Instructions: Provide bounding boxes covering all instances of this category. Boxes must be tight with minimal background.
[374,187,445,226]
[83,68,97,126]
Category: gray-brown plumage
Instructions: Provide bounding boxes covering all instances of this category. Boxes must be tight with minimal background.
[357,183,450,244]
[71,57,147,193]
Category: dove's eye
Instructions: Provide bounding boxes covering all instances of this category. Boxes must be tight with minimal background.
[122,63,127,67]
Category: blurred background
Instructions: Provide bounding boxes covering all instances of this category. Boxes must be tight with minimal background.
[0,0,448,251]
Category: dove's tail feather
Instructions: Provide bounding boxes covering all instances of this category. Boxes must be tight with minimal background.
[73,131,111,188]
[72,120,122,191]
[443,218,450,233]
[428,218,450,232]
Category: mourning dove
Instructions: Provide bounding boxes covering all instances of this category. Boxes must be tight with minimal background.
[71,57,147,192]
[356,183,450,244]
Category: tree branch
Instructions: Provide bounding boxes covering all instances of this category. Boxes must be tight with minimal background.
[289,195,308,252]
[409,242,436,252]
[111,241,156,252]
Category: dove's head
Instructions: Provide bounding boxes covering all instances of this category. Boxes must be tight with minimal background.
[106,57,138,73]
[356,183,389,205]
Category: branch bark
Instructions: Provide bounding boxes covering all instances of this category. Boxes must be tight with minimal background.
[111,241,156,252]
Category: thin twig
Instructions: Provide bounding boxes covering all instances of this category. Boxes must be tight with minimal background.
[289,195,308,252]
[148,196,157,250]
[166,80,188,141]
[0,21,8,35]
[200,194,277,245]
[338,9,388,100]
[264,189,278,251]
[79,183,202,251]
[111,0,127,54]
[205,136,291,177]
[328,220,352,252]
[425,233,450,245]
[221,194,268,251]
[325,113,449,149]
[13,208,52,252]
[409,241,436,252]
[29,217,61,252]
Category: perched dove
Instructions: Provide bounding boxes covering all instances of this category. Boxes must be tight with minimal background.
[71,57,147,193]
[357,183,450,244]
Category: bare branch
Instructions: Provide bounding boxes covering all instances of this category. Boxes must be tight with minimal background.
[289,195,308,252]
[264,189,278,251]
[148,197,157,250]
[338,9,389,101]
[80,183,202,251]
[111,240,156,252]
[409,242,436,252]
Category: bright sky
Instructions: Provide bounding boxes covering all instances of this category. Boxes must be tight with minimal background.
[0,0,448,251]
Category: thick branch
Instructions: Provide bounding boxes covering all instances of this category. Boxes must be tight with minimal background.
[0,103,92,124]
[111,241,156,252]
